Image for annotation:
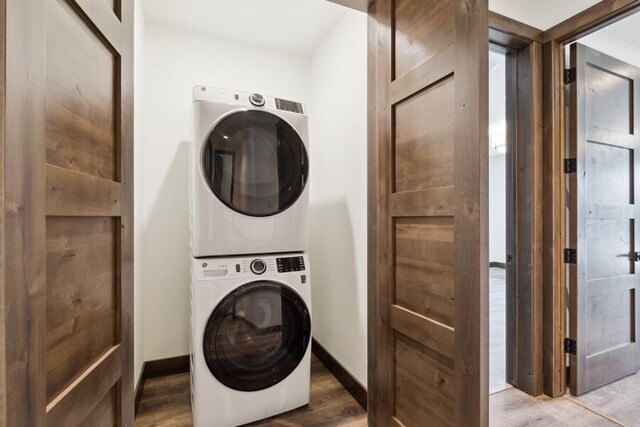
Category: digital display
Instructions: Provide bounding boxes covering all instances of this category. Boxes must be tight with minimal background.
[275,98,304,114]
[276,256,305,273]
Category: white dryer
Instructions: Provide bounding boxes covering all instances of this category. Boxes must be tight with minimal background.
[191,253,311,427]
[190,86,310,257]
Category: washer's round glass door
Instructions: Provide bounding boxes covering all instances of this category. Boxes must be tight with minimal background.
[202,110,308,217]
[203,281,311,391]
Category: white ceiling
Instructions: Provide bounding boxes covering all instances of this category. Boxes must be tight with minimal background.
[489,0,601,30]
[141,0,349,56]
[141,0,611,58]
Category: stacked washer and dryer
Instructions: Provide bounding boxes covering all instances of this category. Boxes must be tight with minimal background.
[189,86,312,427]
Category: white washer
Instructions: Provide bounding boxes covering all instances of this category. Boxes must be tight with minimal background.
[191,253,311,427]
[190,86,310,257]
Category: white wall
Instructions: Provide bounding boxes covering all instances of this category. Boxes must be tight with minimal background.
[488,51,506,265]
[489,155,506,263]
[133,0,145,386]
[138,8,369,387]
[139,22,311,361]
[579,30,640,68]
[308,11,368,387]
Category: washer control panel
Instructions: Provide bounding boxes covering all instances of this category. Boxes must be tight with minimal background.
[193,253,308,281]
[276,256,305,273]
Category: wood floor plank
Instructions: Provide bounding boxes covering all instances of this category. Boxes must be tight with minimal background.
[135,344,628,426]
[134,355,367,427]
[490,387,620,427]
[572,372,640,426]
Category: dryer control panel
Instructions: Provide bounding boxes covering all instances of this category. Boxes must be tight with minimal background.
[275,98,304,114]
[192,86,306,116]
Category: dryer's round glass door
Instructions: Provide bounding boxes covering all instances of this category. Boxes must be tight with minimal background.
[203,281,311,391]
[202,110,308,217]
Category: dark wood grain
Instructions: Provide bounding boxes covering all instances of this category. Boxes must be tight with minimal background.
[134,354,367,427]
[488,11,558,401]
[46,216,117,401]
[68,0,123,53]
[542,38,568,399]
[394,76,454,192]
[46,0,117,181]
[489,11,544,48]
[46,165,122,216]
[79,387,117,427]
[119,0,135,423]
[45,0,134,423]
[369,0,488,425]
[370,0,393,424]
[395,217,455,327]
[390,44,454,105]
[389,187,454,217]
[512,41,544,397]
[0,0,6,421]
[3,0,48,424]
[393,0,453,80]
[46,345,121,427]
[394,334,455,427]
[453,3,489,424]
[366,1,378,423]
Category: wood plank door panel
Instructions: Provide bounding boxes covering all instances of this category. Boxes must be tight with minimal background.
[568,43,640,396]
[2,0,134,424]
[369,0,488,425]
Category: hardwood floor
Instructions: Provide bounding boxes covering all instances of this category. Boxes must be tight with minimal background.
[134,354,367,427]
[490,267,508,394]
[572,372,640,426]
[490,387,623,426]
[136,271,638,427]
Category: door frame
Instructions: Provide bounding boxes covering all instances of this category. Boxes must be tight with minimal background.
[488,12,545,397]
[542,0,640,398]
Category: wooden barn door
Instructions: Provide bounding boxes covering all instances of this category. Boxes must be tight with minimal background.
[567,43,640,396]
[368,0,488,425]
[2,0,134,425]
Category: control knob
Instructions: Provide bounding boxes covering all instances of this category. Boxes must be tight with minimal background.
[250,259,267,275]
[249,93,265,107]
